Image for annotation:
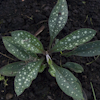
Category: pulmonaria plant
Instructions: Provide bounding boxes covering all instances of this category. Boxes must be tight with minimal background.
[0,0,99,99]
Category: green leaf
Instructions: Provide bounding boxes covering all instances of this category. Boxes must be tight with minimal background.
[74,89,87,100]
[65,40,100,57]
[48,67,56,77]
[22,46,38,59]
[54,65,84,99]
[2,36,31,61]
[24,50,38,58]
[63,62,84,73]
[14,58,44,96]
[55,38,60,44]
[48,61,56,77]
[11,30,44,54]
[51,28,96,52]
[38,64,47,73]
[49,0,68,44]
[0,62,25,76]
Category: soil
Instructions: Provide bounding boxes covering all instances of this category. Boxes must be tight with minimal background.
[0,0,100,100]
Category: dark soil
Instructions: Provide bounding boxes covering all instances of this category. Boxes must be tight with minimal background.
[0,0,100,100]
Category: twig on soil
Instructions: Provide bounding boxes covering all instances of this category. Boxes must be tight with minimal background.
[86,55,99,65]
[34,25,45,37]
[0,52,15,61]
[21,14,33,20]
[36,20,47,25]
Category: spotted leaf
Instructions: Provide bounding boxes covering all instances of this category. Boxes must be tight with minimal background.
[54,64,84,99]
[65,40,100,57]
[2,36,31,61]
[55,38,59,44]
[11,30,44,54]
[0,62,25,76]
[49,0,68,44]
[14,58,44,96]
[74,89,87,100]
[51,28,96,52]
[63,62,84,73]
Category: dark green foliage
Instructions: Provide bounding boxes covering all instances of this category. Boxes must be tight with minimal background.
[49,0,68,46]
[2,37,31,61]
[2,36,37,61]
[63,62,84,73]
[11,30,44,54]
[38,64,47,73]
[14,58,44,96]
[54,63,83,99]
[0,62,25,76]
[63,40,100,57]
[0,0,98,99]
[51,28,96,52]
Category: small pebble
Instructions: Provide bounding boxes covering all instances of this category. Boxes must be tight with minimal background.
[6,93,13,100]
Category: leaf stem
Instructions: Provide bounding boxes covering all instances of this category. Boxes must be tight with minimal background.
[34,25,45,37]
[49,39,53,49]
